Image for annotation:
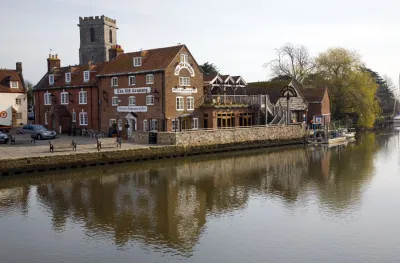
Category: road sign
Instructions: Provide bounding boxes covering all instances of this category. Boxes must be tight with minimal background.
[0,111,7,118]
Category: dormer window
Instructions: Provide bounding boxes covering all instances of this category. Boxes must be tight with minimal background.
[133,57,142,67]
[83,71,90,82]
[65,73,71,83]
[49,74,54,85]
[10,81,18,88]
[111,77,118,87]
[180,54,188,63]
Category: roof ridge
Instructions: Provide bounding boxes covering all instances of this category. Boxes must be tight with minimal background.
[123,44,184,55]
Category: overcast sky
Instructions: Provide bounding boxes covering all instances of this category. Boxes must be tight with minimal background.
[2,0,400,91]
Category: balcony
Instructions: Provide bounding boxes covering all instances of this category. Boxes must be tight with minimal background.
[202,95,274,115]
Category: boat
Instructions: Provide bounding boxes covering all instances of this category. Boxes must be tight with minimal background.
[337,128,356,139]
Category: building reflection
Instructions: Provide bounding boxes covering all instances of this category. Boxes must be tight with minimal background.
[0,133,384,254]
[0,186,30,217]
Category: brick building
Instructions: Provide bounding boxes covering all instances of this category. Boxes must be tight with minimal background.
[300,87,331,125]
[34,16,203,135]
[34,55,103,132]
[98,44,203,134]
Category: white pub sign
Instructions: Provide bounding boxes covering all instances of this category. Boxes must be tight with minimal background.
[114,87,151,95]
[117,106,148,112]
[172,87,197,94]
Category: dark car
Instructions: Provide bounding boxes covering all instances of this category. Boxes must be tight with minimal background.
[0,131,9,144]
[17,125,57,140]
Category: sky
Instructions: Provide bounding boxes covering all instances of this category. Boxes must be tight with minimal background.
[2,0,400,93]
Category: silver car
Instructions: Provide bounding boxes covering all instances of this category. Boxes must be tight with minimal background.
[17,125,57,140]
[0,131,9,144]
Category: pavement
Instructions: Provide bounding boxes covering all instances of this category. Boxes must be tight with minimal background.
[0,134,151,160]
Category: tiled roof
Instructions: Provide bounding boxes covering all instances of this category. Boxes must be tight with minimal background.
[35,63,106,90]
[0,69,25,93]
[247,80,290,104]
[99,45,184,75]
[300,87,327,103]
[203,74,218,82]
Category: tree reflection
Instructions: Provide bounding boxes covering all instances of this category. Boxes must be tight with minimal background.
[0,133,389,255]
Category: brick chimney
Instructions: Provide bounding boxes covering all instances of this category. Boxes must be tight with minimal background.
[109,45,124,61]
[47,54,61,72]
[16,62,22,74]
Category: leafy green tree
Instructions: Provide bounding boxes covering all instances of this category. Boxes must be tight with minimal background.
[200,62,219,75]
[315,48,379,128]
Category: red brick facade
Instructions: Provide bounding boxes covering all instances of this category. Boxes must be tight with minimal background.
[34,45,204,134]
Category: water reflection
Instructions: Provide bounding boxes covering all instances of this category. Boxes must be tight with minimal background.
[0,133,393,256]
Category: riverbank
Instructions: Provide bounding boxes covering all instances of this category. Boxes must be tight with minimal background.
[0,125,305,176]
[0,139,304,176]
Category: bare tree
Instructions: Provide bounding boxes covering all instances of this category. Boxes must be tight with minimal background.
[265,43,315,83]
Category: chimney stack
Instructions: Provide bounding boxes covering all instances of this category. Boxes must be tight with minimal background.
[16,62,22,74]
[47,54,61,73]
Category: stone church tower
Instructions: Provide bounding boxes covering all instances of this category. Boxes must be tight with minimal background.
[78,15,117,65]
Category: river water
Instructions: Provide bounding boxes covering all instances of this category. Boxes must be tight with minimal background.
[0,132,399,263]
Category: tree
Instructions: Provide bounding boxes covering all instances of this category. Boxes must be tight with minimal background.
[265,43,315,83]
[25,80,34,108]
[200,62,219,75]
[315,48,379,128]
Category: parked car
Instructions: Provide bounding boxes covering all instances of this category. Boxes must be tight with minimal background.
[0,131,9,144]
[17,125,57,140]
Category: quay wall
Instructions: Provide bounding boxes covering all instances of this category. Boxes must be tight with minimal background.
[133,124,305,146]
[0,125,306,175]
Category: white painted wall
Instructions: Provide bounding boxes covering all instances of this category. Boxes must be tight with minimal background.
[0,93,28,125]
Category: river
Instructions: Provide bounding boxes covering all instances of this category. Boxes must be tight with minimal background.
[0,132,399,263]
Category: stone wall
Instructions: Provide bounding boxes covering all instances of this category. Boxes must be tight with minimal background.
[132,125,305,147]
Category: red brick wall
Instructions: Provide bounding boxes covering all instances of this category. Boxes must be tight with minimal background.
[99,72,165,132]
[164,46,204,131]
[34,87,99,131]
[306,89,331,124]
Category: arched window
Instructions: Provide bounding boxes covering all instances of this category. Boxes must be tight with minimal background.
[90,28,95,42]
[109,29,113,43]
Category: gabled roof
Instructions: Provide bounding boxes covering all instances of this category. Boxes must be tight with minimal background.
[99,45,185,76]
[35,63,106,90]
[300,87,327,103]
[0,69,25,93]
[231,76,247,85]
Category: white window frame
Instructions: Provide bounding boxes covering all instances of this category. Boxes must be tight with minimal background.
[44,111,48,125]
[79,90,87,105]
[179,77,190,86]
[11,81,18,88]
[129,96,136,106]
[146,74,154,84]
[111,77,118,87]
[187,96,194,111]
[79,111,88,126]
[72,111,76,123]
[172,119,180,131]
[16,112,22,120]
[129,76,136,86]
[15,98,21,105]
[65,73,71,83]
[146,95,154,105]
[150,119,158,131]
[60,91,69,105]
[143,119,148,131]
[112,97,119,106]
[192,118,199,130]
[49,74,54,85]
[83,71,90,82]
[44,92,51,105]
[176,96,184,111]
[180,54,188,63]
[133,57,142,67]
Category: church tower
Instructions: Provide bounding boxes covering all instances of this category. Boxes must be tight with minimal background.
[78,15,117,65]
